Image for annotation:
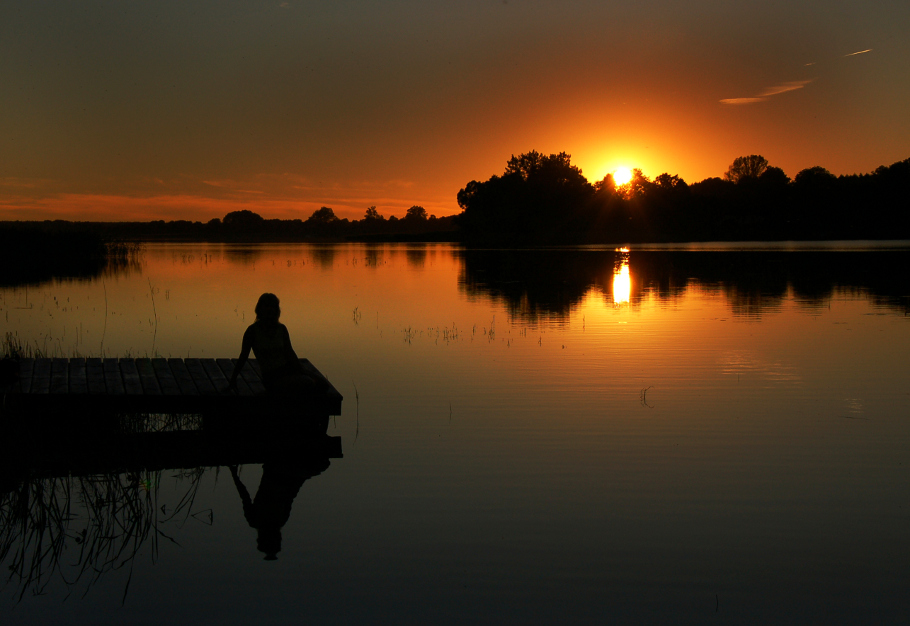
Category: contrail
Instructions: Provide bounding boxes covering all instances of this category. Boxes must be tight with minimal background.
[845,49,872,56]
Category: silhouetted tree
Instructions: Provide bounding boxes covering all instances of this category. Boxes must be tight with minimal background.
[794,166,836,187]
[364,206,383,221]
[624,169,654,199]
[759,166,790,186]
[404,206,428,221]
[724,155,770,183]
[457,151,594,242]
[306,207,339,225]
[873,158,910,185]
[223,210,265,229]
[690,177,735,197]
[594,173,617,195]
[640,173,691,240]
[653,173,688,191]
[503,150,550,179]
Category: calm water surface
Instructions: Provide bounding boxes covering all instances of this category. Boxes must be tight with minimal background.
[1,242,909,624]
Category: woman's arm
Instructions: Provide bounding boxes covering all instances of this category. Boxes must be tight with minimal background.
[229,326,254,388]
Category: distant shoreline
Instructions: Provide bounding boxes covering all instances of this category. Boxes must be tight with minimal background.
[4,219,910,247]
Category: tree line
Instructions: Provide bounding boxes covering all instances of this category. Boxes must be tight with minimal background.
[4,151,907,244]
[4,205,459,242]
[456,152,910,243]
[203,204,457,241]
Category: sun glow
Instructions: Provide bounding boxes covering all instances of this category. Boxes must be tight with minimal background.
[613,167,633,186]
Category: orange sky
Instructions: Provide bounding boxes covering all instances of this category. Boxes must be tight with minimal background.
[2,1,909,222]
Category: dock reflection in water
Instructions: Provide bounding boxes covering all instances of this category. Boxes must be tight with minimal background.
[0,411,340,600]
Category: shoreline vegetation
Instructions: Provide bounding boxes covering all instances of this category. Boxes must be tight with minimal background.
[1,152,908,246]
[0,224,141,287]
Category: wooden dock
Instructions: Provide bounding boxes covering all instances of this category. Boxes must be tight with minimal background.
[3,357,343,416]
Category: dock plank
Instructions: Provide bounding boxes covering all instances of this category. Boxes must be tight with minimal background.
[185,358,217,396]
[31,359,51,394]
[249,360,263,380]
[17,358,34,394]
[234,359,266,395]
[86,358,106,394]
[216,358,252,396]
[68,358,88,394]
[300,358,327,384]
[103,359,125,395]
[152,358,182,396]
[119,359,144,395]
[13,357,342,415]
[168,358,199,396]
[135,358,162,395]
[50,358,68,394]
[201,359,232,395]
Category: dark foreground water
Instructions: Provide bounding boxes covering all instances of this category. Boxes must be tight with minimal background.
[1,242,909,624]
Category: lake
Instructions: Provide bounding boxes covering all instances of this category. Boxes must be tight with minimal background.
[1,242,909,624]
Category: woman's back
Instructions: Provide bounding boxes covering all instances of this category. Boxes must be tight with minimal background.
[230,292,313,394]
[246,321,295,379]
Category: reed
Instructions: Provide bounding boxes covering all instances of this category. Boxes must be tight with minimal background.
[352,381,360,442]
[0,466,205,603]
[1,332,42,360]
[640,385,654,408]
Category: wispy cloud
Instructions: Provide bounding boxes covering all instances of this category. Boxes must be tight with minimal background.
[759,80,813,97]
[719,97,766,105]
[721,79,813,105]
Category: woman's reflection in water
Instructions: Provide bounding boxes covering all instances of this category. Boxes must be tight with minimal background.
[229,456,330,560]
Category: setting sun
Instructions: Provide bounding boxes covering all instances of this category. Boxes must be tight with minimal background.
[613,167,633,186]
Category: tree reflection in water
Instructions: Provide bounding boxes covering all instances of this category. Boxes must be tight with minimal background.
[458,248,910,321]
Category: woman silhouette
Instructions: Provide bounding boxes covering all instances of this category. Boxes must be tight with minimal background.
[229,293,315,393]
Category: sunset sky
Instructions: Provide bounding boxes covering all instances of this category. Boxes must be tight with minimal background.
[2,1,908,222]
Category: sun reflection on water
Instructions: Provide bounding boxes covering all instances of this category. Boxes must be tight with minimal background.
[613,248,631,306]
